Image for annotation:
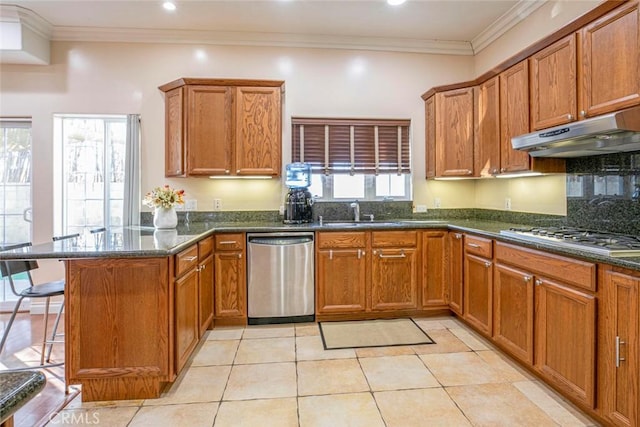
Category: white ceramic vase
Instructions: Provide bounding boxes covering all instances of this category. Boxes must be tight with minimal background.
[153,206,178,229]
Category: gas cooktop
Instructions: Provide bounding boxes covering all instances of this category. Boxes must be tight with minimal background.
[500,226,640,258]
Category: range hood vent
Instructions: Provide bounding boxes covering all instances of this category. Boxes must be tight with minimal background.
[0,5,51,65]
[511,106,640,158]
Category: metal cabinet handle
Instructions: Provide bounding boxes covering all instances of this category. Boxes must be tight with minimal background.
[237,253,242,259]
[484,261,492,268]
[329,249,333,260]
[580,110,586,117]
[219,241,237,245]
[378,249,406,259]
[467,243,481,248]
[523,275,531,282]
[616,336,626,367]
[500,167,506,173]
[225,169,230,174]
[466,170,473,175]
[236,170,240,174]
[183,256,197,262]
[535,279,542,286]
[455,233,462,239]
[358,249,363,259]
[567,114,574,121]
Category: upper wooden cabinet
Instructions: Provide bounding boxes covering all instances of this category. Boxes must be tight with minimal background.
[474,76,500,177]
[434,88,474,177]
[530,34,578,130]
[500,60,532,173]
[159,78,284,178]
[580,0,640,118]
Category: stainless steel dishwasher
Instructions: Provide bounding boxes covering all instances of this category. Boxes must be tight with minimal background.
[247,232,314,325]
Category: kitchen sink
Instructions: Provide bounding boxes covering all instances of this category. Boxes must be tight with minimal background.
[322,221,399,227]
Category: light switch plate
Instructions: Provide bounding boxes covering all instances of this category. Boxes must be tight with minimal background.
[213,198,222,210]
[416,204,427,213]
[434,198,441,209]
[505,197,512,210]
[185,199,197,211]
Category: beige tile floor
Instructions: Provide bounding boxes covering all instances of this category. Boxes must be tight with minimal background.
[50,316,599,426]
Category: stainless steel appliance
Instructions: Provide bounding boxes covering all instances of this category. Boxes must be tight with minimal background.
[283,162,313,224]
[247,232,314,325]
[511,106,640,158]
[500,226,640,257]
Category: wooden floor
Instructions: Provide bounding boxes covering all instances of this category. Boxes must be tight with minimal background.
[0,311,77,427]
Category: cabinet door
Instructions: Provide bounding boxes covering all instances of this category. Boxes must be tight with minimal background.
[214,251,246,318]
[535,278,596,408]
[422,231,447,307]
[448,232,464,315]
[316,248,367,314]
[165,87,185,177]
[600,269,639,427]
[371,248,418,311]
[175,268,199,372]
[530,34,578,130]
[198,254,214,337]
[186,85,233,176]
[425,95,436,179]
[235,86,281,176]
[435,88,474,177]
[500,60,531,173]
[474,76,500,177]
[463,253,493,336]
[493,263,534,364]
[580,1,640,118]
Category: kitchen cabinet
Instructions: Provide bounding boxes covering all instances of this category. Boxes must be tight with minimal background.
[159,78,284,178]
[371,231,419,311]
[422,230,448,307]
[599,266,639,427]
[463,234,493,336]
[434,88,475,177]
[580,0,640,118]
[316,232,368,314]
[474,76,500,177]
[499,60,532,173]
[494,242,597,408]
[448,232,464,315]
[530,34,578,130]
[494,255,535,365]
[174,244,200,372]
[197,237,215,337]
[425,95,436,179]
[214,233,246,321]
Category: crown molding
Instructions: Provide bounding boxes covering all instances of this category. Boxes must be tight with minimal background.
[52,27,475,55]
[471,0,547,54]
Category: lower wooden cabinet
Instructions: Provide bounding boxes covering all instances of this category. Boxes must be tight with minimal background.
[198,253,214,336]
[316,233,368,314]
[448,232,464,315]
[493,262,534,364]
[214,233,246,320]
[175,267,199,372]
[599,267,639,426]
[535,277,596,408]
[422,230,448,307]
[463,235,493,336]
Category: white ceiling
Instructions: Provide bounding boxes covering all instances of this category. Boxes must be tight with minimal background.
[2,0,548,55]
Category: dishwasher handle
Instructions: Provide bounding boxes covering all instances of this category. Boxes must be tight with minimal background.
[248,236,313,246]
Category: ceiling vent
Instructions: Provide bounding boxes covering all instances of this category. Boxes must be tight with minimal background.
[0,5,52,65]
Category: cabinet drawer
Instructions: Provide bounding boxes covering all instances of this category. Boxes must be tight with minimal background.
[215,234,244,251]
[495,242,596,291]
[317,232,366,249]
[464,235,493,258]
[372,231,418,248]
[175,245,199,277]
[198,236,214,258]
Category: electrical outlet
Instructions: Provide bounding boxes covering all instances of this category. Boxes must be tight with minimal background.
[213,198,222,211]
[279,205,285,215]
[434,198,441,209]
[416,204,427,213]
[185,199,197,211]
[505,197,512,210]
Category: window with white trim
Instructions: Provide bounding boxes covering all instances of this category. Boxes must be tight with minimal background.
[292,118,411,200]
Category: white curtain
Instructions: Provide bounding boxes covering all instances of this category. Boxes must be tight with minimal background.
[123,114,140,226]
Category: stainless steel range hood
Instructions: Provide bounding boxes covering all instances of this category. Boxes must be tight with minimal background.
[511,106,640,158]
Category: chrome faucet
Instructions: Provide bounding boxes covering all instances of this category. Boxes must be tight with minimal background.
[350,200,360,222]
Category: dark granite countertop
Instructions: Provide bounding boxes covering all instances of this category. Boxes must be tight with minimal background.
[0,220,638,272]
[0,370,46,423]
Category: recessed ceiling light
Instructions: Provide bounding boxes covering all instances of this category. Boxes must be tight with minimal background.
[387,0,406,5]
[163,1,176,11]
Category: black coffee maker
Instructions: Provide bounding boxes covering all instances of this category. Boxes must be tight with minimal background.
[283,163,313,224]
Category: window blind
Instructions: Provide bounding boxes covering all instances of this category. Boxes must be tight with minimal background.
[292,118,410,174]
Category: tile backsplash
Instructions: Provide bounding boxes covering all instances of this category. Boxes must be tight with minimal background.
[566,152,640,235]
